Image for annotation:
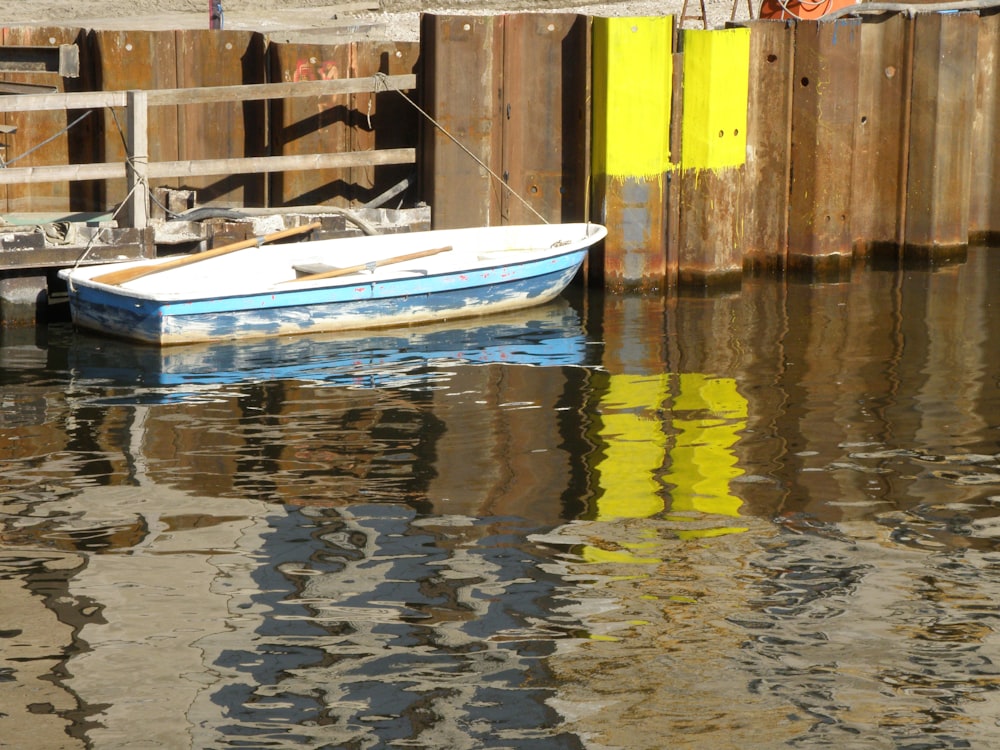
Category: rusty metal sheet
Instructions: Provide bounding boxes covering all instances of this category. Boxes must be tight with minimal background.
[787,18,861,278]
[174,30,266,208]
[91,30,180,210]
[419,14,504,229]
[677,167,746,287]
[348,40,420,207]
[850,13,911,257]
[268,40,353,206]
[968,12,1000,243]
[904,11,978,258]
[741,20,793,272]
[500,14,590,225]
[1,27,86,215]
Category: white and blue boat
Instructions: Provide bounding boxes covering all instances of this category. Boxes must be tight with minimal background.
[59,222,607,346]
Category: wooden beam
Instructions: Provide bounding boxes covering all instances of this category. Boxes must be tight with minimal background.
[0,75,416,113]
[0,149,416,185]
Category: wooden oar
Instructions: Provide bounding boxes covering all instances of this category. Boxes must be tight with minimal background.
[92,221,323,286]
[283,245,453,284]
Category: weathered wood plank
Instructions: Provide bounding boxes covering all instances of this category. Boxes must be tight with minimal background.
[904,10,978,258]
[676,27,751,287]
[591,16,674,291]
[348,41,421,206]
[0,76,417,112]
[968,11,1000,243]
[742,20,793,272]
[0,149,416,185]
[851,13,911,258]
[1,27,86,215]
[500,14,590,224]
[173,30,267,208]
[419,14,504,229]
[786,18,861,278]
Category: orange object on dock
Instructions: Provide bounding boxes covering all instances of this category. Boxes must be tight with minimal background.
[758,0,857,20]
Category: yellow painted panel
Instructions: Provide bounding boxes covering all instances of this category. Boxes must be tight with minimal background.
[681,28,751,170]
[591,16,673,179]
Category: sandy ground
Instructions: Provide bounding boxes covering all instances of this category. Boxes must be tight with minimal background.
[3,0,750,41]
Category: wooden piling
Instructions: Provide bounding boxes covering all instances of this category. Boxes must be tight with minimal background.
[850,13,911,259]
[0,26,85,215]
[742,20,794,273]
[590,16,674,292]
[499,14,590,225]
[970,12,1000,245]
[786,18,861,279]
[904,11,979,260]
[676,27,751,287]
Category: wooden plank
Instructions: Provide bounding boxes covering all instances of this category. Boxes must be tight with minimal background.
[91,30,181,211]
[501,14,590,225]
[268,40,353,205]
[348,41,421,206]
[786,18,861,278]
[591,16,674,291]
[124,90,149,228]
[904,11,979,258]
[174,30,267,208]
[676,27,751,286]
[1,27,86,215]
[419,14,504,229]
[741,20,793,272]
[0,77,416,112]
[0,44,79,76]
[0,149,415,185]
[968,11,1000,243]
[850,13,911,258]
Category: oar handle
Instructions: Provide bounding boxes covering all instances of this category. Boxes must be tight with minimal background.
[92,221,323,286]
[286,245,453,284]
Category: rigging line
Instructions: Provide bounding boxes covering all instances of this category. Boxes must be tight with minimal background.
[3,109,93,168]
[373,73,550,225]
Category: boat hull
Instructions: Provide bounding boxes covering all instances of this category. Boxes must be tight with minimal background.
[60,223,604,345]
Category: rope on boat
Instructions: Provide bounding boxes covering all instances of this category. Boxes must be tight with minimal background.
[372,72,550,225]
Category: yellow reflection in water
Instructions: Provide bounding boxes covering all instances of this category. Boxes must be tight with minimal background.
[588,372,748,557]
[667,373,748,539]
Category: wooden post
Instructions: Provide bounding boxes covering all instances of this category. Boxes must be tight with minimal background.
[591,16,674,292]
[786,18,861,278]
[850,13,911,259]
[970,12,1000,244]
[125,89,149,230]
[742,20,794,274]
[904,10,978,260]
[676,26,751,287]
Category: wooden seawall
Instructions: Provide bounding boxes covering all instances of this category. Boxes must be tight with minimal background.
[421,11,1000,290]
[1,9,997,314]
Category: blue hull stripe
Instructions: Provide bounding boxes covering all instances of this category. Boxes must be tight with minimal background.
[68,253,585,344]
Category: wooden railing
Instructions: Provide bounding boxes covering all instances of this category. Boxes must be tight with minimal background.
[0,74,417,228]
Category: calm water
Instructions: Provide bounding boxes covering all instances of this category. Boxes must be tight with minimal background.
[4,248,1000,748]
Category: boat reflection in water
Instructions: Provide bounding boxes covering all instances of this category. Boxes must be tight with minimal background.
[2,297,605,748]
[66,298,597,400]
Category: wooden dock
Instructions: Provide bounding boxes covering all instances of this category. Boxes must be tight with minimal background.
[1,8,998,323]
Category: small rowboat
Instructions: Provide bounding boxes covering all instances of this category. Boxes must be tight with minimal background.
[58,222,607,346]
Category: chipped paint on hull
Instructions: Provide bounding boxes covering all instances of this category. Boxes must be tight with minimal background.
[61,223,605,346]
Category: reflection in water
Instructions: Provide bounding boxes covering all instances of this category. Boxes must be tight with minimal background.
[4,250,1000,746]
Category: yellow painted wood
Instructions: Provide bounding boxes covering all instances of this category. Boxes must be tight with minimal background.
[591,16,673,179]
[681,27,751,171]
